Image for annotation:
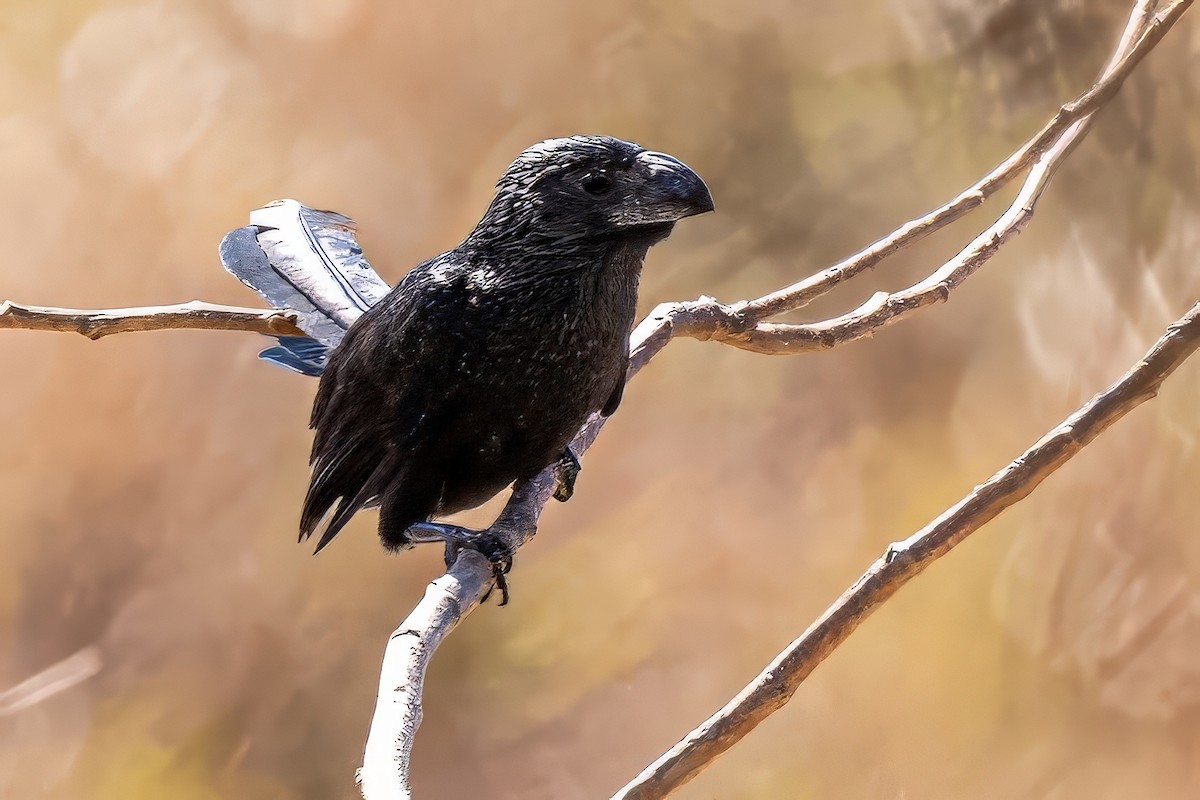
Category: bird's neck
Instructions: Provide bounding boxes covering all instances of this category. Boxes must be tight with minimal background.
[464,221,675,263]
[571,228,672,328]
[457,227,670,327]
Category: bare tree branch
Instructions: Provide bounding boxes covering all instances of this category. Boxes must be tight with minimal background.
[356,1,1191,796]
[611,299,1200,799]
[662,130,1072,356]
[356,551,494,800]
[0,299,302,339]
[0,646,103,716]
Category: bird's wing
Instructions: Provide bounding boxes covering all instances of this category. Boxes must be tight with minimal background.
[601,370,625,417]
[600,335,630,417]
[219,199,391,349]
[299,262,463,551]
[299,316,402,550]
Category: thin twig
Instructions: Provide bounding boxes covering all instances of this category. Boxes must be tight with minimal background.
[0,299,302,339]
[0,646,103,716]
[611,300,1200,799]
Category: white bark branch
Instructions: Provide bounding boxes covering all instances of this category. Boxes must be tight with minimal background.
[356,551,494,799]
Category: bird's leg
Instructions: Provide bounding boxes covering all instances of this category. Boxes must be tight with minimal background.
[553,447,582,503]
[407,522,515,605]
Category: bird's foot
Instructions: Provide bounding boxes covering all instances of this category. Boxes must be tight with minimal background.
[407,522,515,606]
[553,447,582,503]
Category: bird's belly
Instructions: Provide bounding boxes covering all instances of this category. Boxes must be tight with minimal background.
[434,361,610,513]
[414,290,630,516]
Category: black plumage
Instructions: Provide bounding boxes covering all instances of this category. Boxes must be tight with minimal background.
[299,136,713,554]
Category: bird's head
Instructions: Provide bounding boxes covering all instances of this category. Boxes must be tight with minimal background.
[468,135,713,251]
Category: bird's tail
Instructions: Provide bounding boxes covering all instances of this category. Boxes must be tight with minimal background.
[218,199,391,375]
[256,335,330,377]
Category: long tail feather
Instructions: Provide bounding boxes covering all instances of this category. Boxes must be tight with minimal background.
[219,199,391,356]
[301,450,400,554]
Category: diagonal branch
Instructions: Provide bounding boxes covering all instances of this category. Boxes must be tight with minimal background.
[611,298,1200,799]
[0,299,302,339]
[664,131,1073,356]
[0,646,103,716]
[355,550,495,798]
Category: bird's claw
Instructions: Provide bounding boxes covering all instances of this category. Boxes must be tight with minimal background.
[553,447,582,503]
[407,522,515,605]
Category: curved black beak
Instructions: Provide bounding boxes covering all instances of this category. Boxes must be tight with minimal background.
[638,150,714,218]
[608,150,714,227]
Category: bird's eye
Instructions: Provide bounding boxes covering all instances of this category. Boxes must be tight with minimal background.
[581,173,613,195]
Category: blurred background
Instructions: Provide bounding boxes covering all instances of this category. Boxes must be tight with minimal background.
[1,0,1198,797]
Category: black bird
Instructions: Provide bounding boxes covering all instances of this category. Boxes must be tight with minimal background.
[229,136,713,575]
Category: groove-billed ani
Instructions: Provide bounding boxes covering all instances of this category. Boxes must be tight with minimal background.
[299,136,713,563]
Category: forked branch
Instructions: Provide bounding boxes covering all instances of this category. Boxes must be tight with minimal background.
[633,0,1190,358]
